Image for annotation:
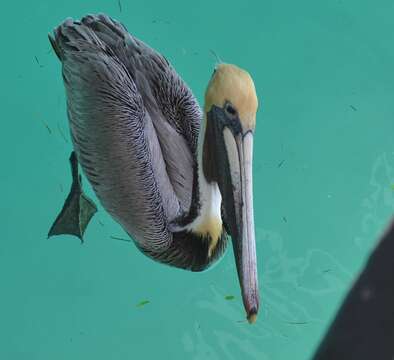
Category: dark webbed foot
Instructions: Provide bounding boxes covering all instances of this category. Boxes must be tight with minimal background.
[48,152,97,242]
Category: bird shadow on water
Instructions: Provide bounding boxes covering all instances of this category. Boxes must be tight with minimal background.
[179,227,352,360]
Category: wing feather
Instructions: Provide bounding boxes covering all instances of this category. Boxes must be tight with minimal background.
[51,23,178,251]
[50,14,202,253]
[79,14,202,212]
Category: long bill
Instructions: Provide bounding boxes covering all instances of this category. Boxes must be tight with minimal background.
[225,129,259,323]
[204,106,260,323]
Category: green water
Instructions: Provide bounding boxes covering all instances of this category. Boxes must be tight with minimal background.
[1,0,394,359]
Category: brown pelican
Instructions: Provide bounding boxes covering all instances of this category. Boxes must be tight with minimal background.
[48,14,259,323]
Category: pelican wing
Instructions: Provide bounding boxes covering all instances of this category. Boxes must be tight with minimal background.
[50,15,201,251]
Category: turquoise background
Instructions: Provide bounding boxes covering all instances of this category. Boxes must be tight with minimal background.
[1,0,394,359]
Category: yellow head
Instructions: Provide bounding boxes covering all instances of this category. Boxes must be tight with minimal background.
[204,64,258,131]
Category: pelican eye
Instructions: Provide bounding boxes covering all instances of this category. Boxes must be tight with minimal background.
[224,102,237,118]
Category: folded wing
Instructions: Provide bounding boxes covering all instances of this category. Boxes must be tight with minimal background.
[50,14,201,251]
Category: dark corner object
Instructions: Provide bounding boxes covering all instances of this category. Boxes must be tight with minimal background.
[312,219,394,360]
[47,152,97,242]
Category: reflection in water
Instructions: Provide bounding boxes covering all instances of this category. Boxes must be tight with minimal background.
[177,152,394,359]
[180,227,352,359]
[355,152,394,249]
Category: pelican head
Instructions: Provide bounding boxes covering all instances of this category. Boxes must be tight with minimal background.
[203,64,259,323]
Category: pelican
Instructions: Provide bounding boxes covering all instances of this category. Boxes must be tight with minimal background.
[48,14,260,323]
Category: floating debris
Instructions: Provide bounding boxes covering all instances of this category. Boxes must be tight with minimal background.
[98,220,104,227]
[136,300,150,307]
[41,120,52,134]
[59,184,64,193]
[57,123,68,143]
[224,295,235,300]
[277,159,285,168]
[279,331,290,339]
[350,105,357,111]
[322,269,332,274]
[285,321,308,325]
[152,19,171,24]
[118,0,122,12]
[209,49,222,64]
[282,216,287,223]
[110,235,131,242]
[34,56,44,68]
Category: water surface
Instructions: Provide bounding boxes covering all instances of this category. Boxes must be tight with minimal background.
[1,0,394,358]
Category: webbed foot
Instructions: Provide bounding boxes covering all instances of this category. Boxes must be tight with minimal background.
[48,152,97,242]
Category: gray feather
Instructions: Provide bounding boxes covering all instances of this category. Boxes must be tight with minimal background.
[50,14,202,252]
[79,14,201,211]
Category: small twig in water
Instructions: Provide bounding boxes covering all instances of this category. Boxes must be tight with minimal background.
[350,105,357,111]
[118,0,122,12]
[59,184,64,193]
[34,56,44,68]
[285,321,308,325]
[98,220,104,227]
[282,216,287,223]
[152,19,171,24]
[111,235,131,242]
[277,159,285,168]
[57,123,68,143]
[41,120,52,134]
[209,49,222,64]
[279,330,290,339]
